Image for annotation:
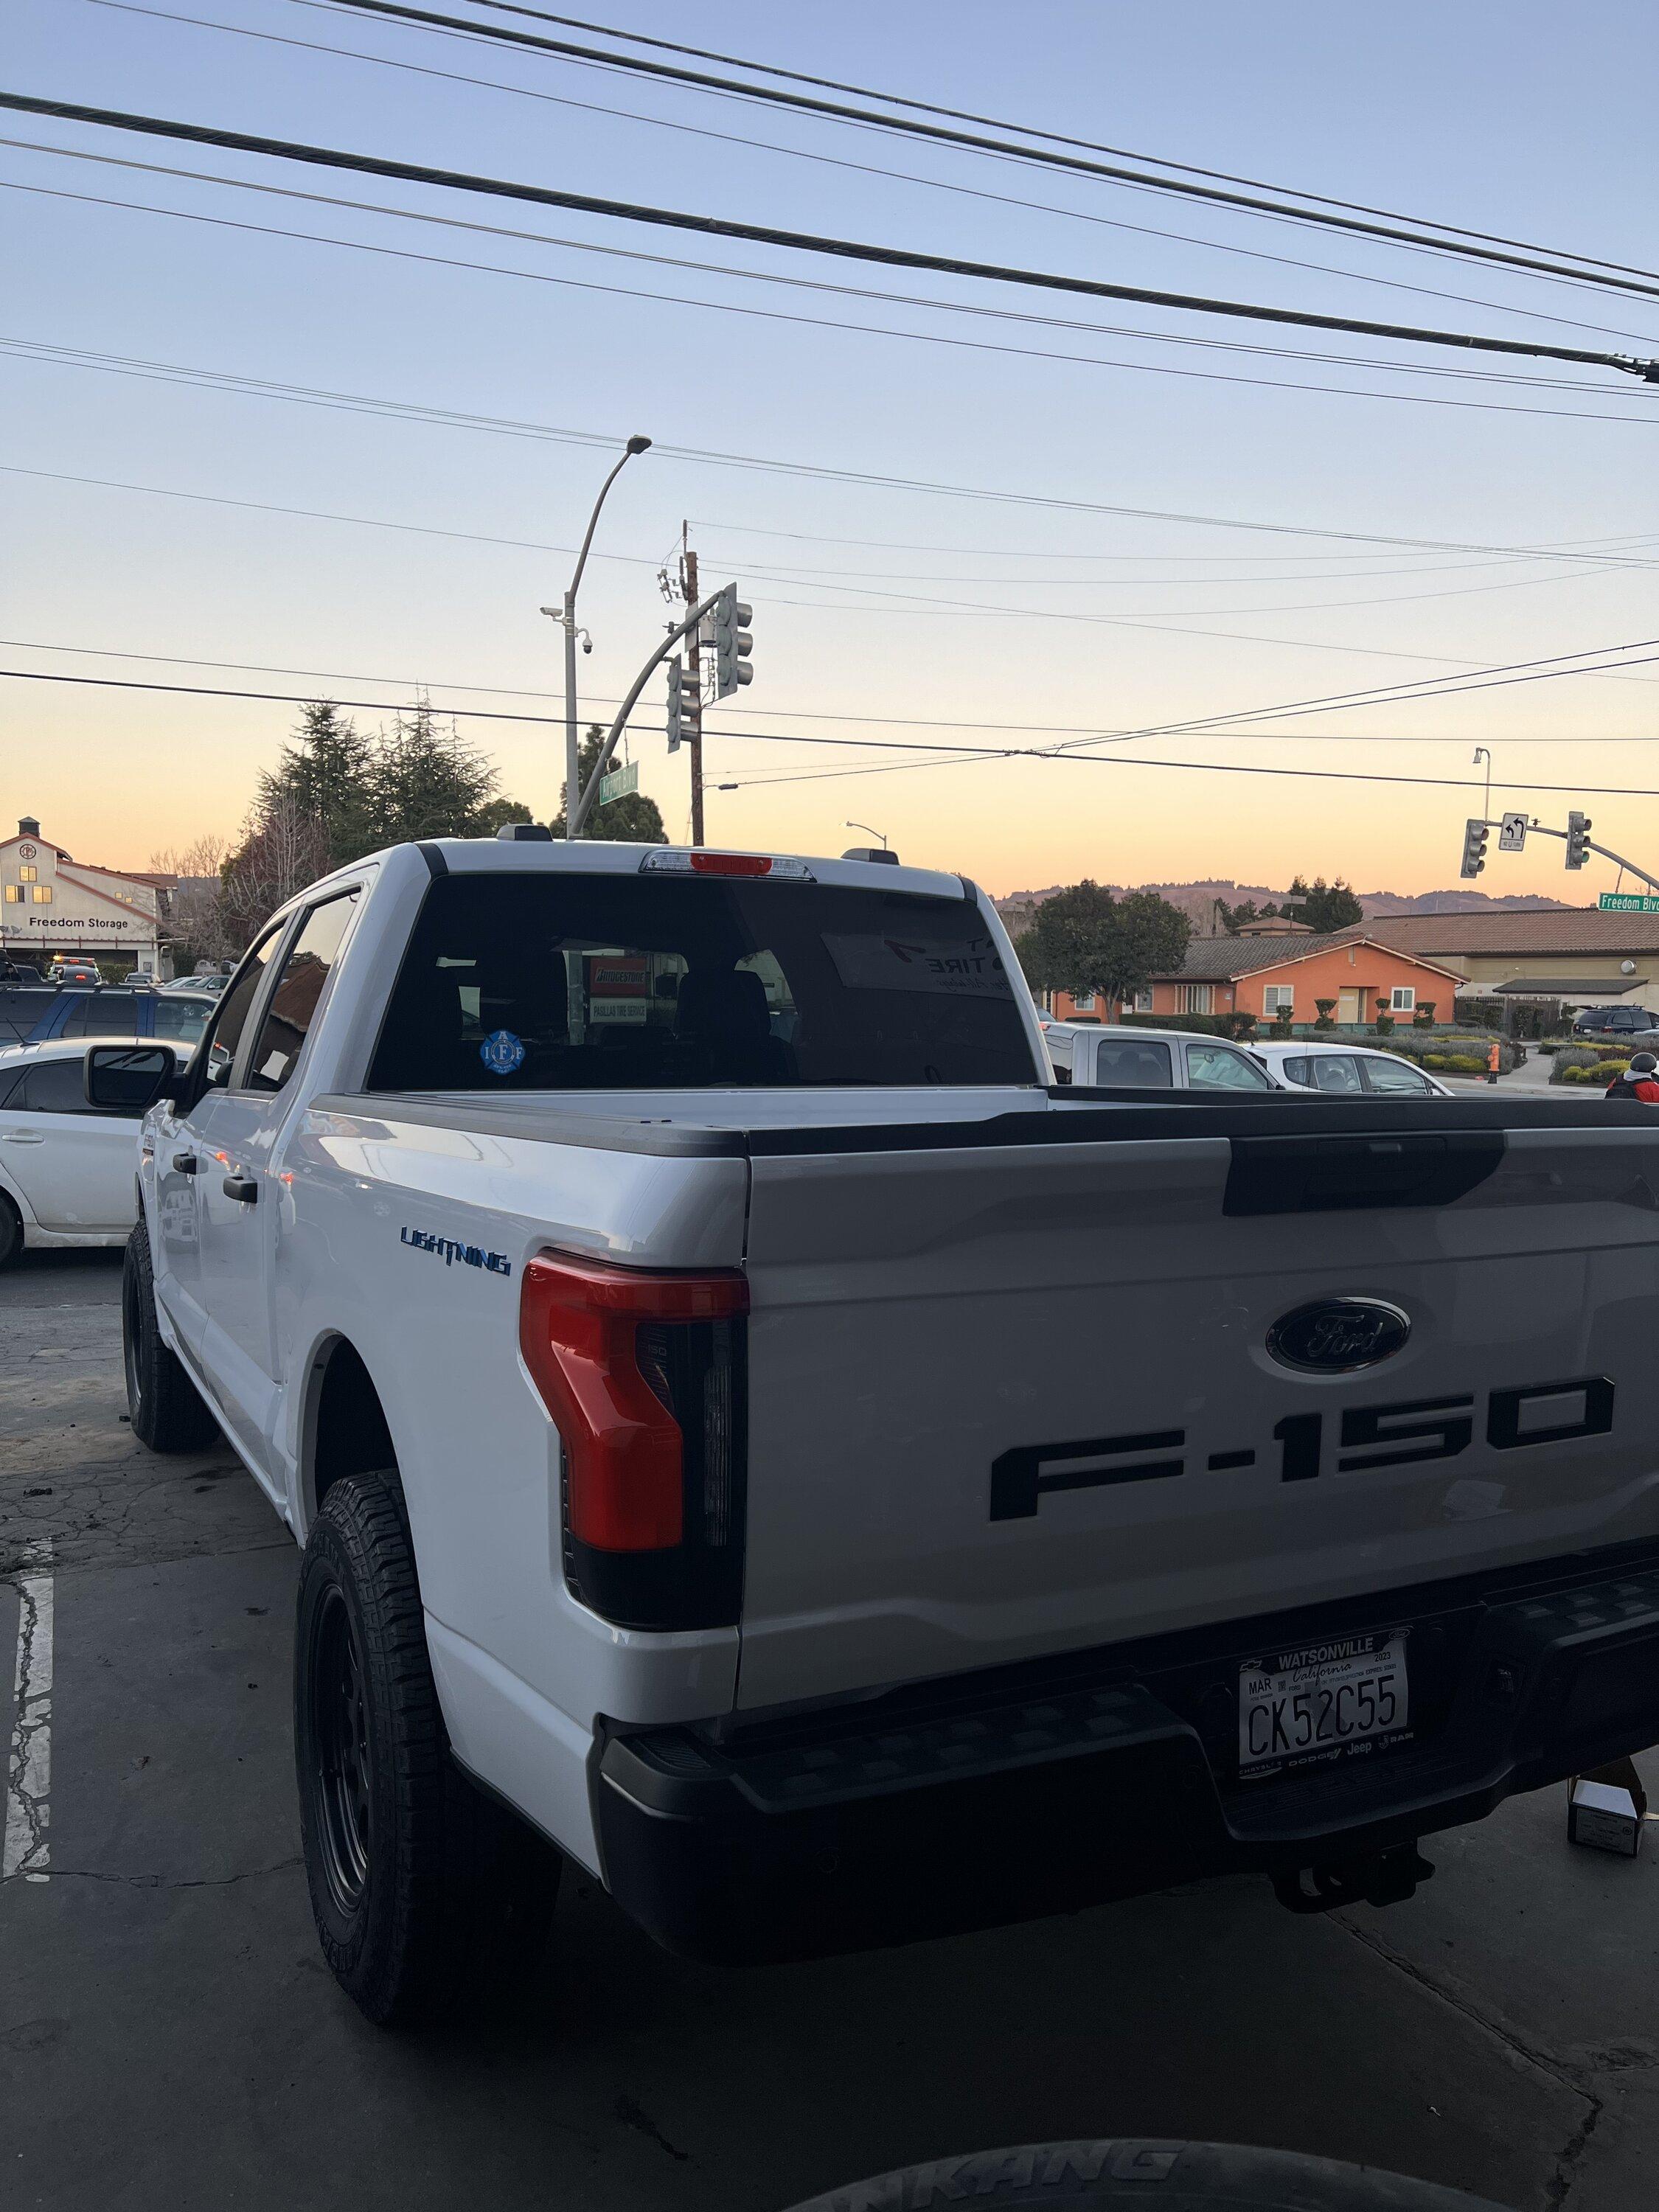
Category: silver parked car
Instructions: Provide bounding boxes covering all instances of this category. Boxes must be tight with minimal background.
[1251,1040,1453,1097]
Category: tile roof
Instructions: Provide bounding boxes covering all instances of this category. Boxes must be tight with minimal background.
[1364,908,1659,956]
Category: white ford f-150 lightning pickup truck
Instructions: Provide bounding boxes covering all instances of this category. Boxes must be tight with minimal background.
[98,834,1659,2023]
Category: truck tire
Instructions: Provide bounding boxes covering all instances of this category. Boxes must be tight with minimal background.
[293,1471,560,2025]
[122,1225,220,1451]
[0,1192,21,1271]
[781,2144,1507,2212]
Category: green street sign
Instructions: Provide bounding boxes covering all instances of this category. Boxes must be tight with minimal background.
[1598,892,1659,914]
[597,760,639,806]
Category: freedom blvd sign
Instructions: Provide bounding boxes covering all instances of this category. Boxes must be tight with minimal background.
[1599,894,1659,914]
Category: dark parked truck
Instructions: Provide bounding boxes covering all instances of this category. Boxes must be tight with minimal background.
[99,835,1659,2022]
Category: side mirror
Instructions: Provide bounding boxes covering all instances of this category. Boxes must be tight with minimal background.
[86,1043,175,1113]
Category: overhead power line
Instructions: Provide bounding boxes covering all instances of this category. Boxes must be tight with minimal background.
[4,93,1656,380]
[21,167,1659,431]
[319,0,1659,307]
[11,663,1659,801]
[10,333,1659,568]
[13,634,1659,742]
[456,0,1659,289]
[81,2,1659,345]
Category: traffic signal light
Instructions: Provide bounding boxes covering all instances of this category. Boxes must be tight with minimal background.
[1460,818,1489,878]
[1566,810,1592,869]
[667,658,684,754]
[711,585,754,699]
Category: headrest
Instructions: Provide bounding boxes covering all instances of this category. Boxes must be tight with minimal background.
[675,967,770,1041]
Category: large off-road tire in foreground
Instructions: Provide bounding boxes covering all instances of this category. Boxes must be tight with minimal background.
[782,2143,1506,2212]
[122,1224,220,1451]
[293,1471,560,2026]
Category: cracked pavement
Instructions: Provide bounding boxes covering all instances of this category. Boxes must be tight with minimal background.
[1,1248,1655,2211]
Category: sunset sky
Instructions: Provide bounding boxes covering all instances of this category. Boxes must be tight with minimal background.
[6,0,1659,900]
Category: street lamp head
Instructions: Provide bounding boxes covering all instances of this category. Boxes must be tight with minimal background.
[625,434,653,455]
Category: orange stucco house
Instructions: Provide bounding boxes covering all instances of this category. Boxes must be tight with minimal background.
[1051,924,1464,1026]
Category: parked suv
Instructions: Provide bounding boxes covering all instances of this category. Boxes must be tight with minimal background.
[1573,1005,1659,1040]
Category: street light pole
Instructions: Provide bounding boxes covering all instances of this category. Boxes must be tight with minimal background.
[546,434,650,836]
[844,819,888,848]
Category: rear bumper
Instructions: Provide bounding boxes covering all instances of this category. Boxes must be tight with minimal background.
[594,1543,1659,1964]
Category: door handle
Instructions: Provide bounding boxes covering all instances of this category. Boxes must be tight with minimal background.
[223,1175,259,1204]
[1,1133,44,1144]
[173,1152,198,1175]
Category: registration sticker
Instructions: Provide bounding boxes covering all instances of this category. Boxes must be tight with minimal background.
[1238,1630,1410,1776]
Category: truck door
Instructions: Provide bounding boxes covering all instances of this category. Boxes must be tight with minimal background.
[194,891,360,1475]
[156,922,284,1360]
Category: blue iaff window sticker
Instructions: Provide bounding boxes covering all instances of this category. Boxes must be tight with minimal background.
[479,1027,526,1076]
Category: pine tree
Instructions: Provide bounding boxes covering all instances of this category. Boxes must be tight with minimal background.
[370,700,499,842]
[257,701,377,869]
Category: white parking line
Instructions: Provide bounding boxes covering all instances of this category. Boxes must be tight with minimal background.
[3,1541,54,1885]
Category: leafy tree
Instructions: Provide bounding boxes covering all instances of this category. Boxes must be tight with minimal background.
[549,727,668,844]
[473,796,537,838]
[1280,875,1363,933]
[370,700,498,843]
[1016,880,1191,1007]
[257,701,377,869]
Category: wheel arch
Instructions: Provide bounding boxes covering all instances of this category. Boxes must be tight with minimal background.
[299,1332,398,1539]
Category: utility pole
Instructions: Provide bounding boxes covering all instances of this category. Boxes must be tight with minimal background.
[680,529,704,846]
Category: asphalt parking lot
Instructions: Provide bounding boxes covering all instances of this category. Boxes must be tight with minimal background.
[2,1248,1655,2211]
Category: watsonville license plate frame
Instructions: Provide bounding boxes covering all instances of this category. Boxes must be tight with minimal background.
[1237,1627,1412,1780]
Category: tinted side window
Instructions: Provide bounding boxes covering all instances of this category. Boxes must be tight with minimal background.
[56,991,140,1040]
[246,894,358,1094]
[1282,1055,1312,1088]
[1091,1037,1173,1088]
[203,925,283,1088]
[15,1058,96,1115]
[0,989,55,1044]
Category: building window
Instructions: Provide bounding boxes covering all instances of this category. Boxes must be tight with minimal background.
[1073,990,1096,1011]
[1263,985,1295,1015]
[1133,988,1153,1013]
[3,885,20,904]
[31,886,52,905]
[1390,986,1416,1012]
[18,866,36,883]
[1175,984,1214,1015]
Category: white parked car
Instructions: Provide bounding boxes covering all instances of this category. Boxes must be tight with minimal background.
[1053,1022,1289,1091]
[1251,1042,1453,1098]
[0,1037,190,1267]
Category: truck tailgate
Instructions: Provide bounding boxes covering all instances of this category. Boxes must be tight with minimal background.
[737,1115,1659,1710]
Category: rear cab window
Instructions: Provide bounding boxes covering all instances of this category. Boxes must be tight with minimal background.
[367,872,1037,1091]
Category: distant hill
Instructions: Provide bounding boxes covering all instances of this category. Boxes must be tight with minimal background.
[995,879,1572,931]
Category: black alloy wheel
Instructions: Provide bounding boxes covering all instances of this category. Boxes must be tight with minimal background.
[308,1582,372,1916]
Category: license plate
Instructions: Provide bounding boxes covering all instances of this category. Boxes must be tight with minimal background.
[1238,1632,1409,1774]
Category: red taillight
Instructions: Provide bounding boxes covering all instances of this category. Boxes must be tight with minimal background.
[519,1252,748,1555]
[689,851,772,877]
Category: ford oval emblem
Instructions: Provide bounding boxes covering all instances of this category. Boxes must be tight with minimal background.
[1267,1297,1411,1374]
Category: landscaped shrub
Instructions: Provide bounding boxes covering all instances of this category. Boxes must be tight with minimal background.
[1558,1060,1631,1085]
[1412,1001,1436,1029]
[1550,1046,1621,1081]
[1313,998,1336,1032]
[1423,1053,1489,1076]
